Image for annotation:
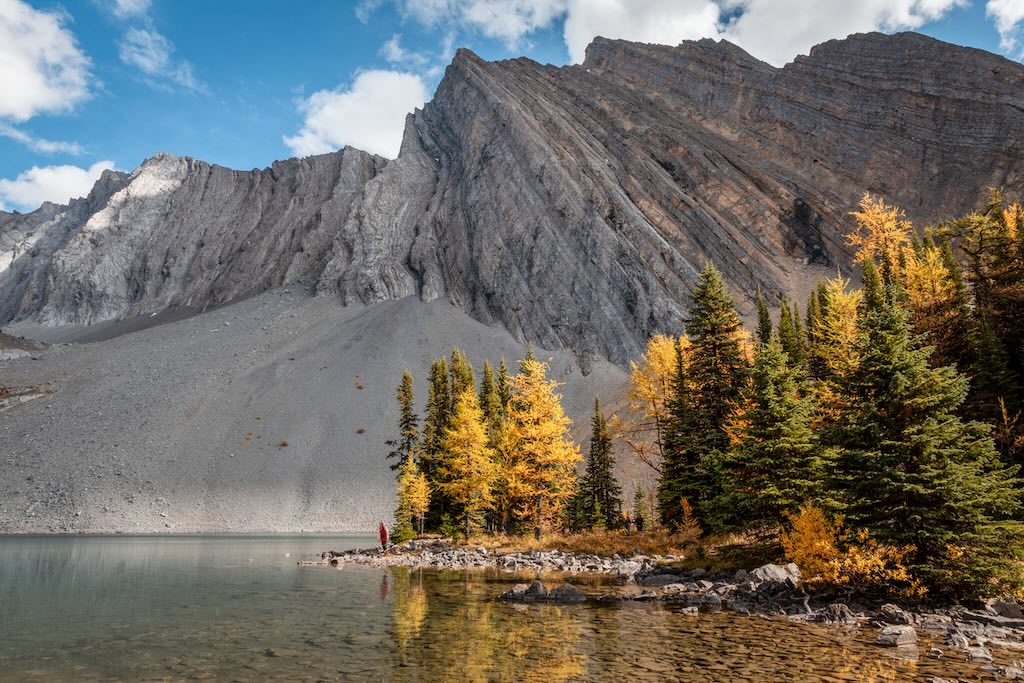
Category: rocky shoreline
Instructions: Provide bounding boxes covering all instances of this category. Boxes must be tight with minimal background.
[304,540,1024,679]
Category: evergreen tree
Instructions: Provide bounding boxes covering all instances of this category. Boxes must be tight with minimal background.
[449,348,476,399]
[778,298,805,368]
[657,337,700,526]
[575,399,622,529]
[421,358,452,527]
[496,359,512,420]
[385,371,419,472]
[681,263,750,524]
[478,360,502,440]
[756,287,772,344]
[714,335,821,534]
[805,288,824,379]
[439,389,497,540]
[828,276,1023,597]
[633,486,646,521]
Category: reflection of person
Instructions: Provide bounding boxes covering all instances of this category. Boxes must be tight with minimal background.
[379,521,389,551]
[635,514,645,533]
[380,572,389,602]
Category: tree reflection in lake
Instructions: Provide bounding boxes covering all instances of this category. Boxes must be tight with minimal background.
[391,567,583,682]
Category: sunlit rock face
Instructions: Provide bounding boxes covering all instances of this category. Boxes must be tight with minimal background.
[2,32,1023,366]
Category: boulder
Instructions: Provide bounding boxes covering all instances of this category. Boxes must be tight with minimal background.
[525,580,549,601]
[876,625,918,647]
[877,603,913,625]
[965,645,993,662]
[499,583,532,601]
[548,583,586,603]
[986,597,1024,619]
[751,563,800,586]
[819,603,858,624]
[640,574,684,587]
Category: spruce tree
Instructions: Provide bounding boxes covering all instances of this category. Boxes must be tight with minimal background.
[805,288,824,379]
[681,263,750,524]
[829,271,1023,597]
[756,287,772,344]
[777,299,802,367]
[657,337,700,526]
[496,359,512,420]
[421,358,452,527]
[577,398,622,529]
[478,360,502,440]
[385,371,419,472]
[449,348,475,399]
[714,335,820,534]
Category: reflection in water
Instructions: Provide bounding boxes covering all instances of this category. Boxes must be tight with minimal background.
[0,536,1010,681]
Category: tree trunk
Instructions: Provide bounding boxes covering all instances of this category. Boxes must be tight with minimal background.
[534,494,543,540]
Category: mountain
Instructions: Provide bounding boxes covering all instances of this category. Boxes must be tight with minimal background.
[5,31,1023,369]
[1,31,1022,532]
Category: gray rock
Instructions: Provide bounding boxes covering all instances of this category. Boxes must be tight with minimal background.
[947,632,972,650]
[499,583,531,601]
[524,580,548,601]
[640,574,685,587]
[751,563,800,585]
[819,603,858,625]
[548,583,586,603]
[877,603,913,625]
[965,645,993,662]
[876,625,917,647]
[986,597,1024,619]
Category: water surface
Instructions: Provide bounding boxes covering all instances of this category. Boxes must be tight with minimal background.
[0,536,1006,681]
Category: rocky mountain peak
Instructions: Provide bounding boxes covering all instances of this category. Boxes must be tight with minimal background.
[2,32,1023,369]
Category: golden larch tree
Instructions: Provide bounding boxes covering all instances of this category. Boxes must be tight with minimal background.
[439,388,496,539]
[848,193,913,271]
[621,334,690,472]
[504,357,582,536]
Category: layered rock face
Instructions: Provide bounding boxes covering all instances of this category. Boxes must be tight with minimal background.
[2,32,1022,367]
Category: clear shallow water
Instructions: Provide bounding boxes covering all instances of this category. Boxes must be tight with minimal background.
[0,536,1005,681]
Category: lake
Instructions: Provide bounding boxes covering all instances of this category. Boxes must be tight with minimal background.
[0,535,1005,681]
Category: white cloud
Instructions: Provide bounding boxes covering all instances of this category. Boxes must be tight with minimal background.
[563,0,721,63]
[380,33,430,67]
[723,0,966,66]
[110,0,151,19]
[118,27,205,92]
[284,70,428,159]
[0,160,115,211]
[0,0,92,121]
[460,0,567,46]
[0,122,83,155]
[356,0,385,23]
[381,0,966,67]
[988,0,1024,53]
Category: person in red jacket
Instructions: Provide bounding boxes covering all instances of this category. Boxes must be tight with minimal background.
[378,521,389,552]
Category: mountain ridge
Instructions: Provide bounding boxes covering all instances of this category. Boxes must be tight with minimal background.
[3,31,1023,369]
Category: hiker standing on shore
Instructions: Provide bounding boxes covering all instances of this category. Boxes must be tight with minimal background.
[624,513,633,536]
[378,521,389,551]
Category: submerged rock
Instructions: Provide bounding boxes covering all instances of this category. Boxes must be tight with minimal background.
[876,625,918,647]
[500,580,585,604]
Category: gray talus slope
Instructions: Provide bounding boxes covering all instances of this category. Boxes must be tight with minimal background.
[0,293,628,533]
[3,32,1022,368]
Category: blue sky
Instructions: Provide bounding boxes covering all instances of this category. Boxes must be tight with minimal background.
[1,0,1022,212]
